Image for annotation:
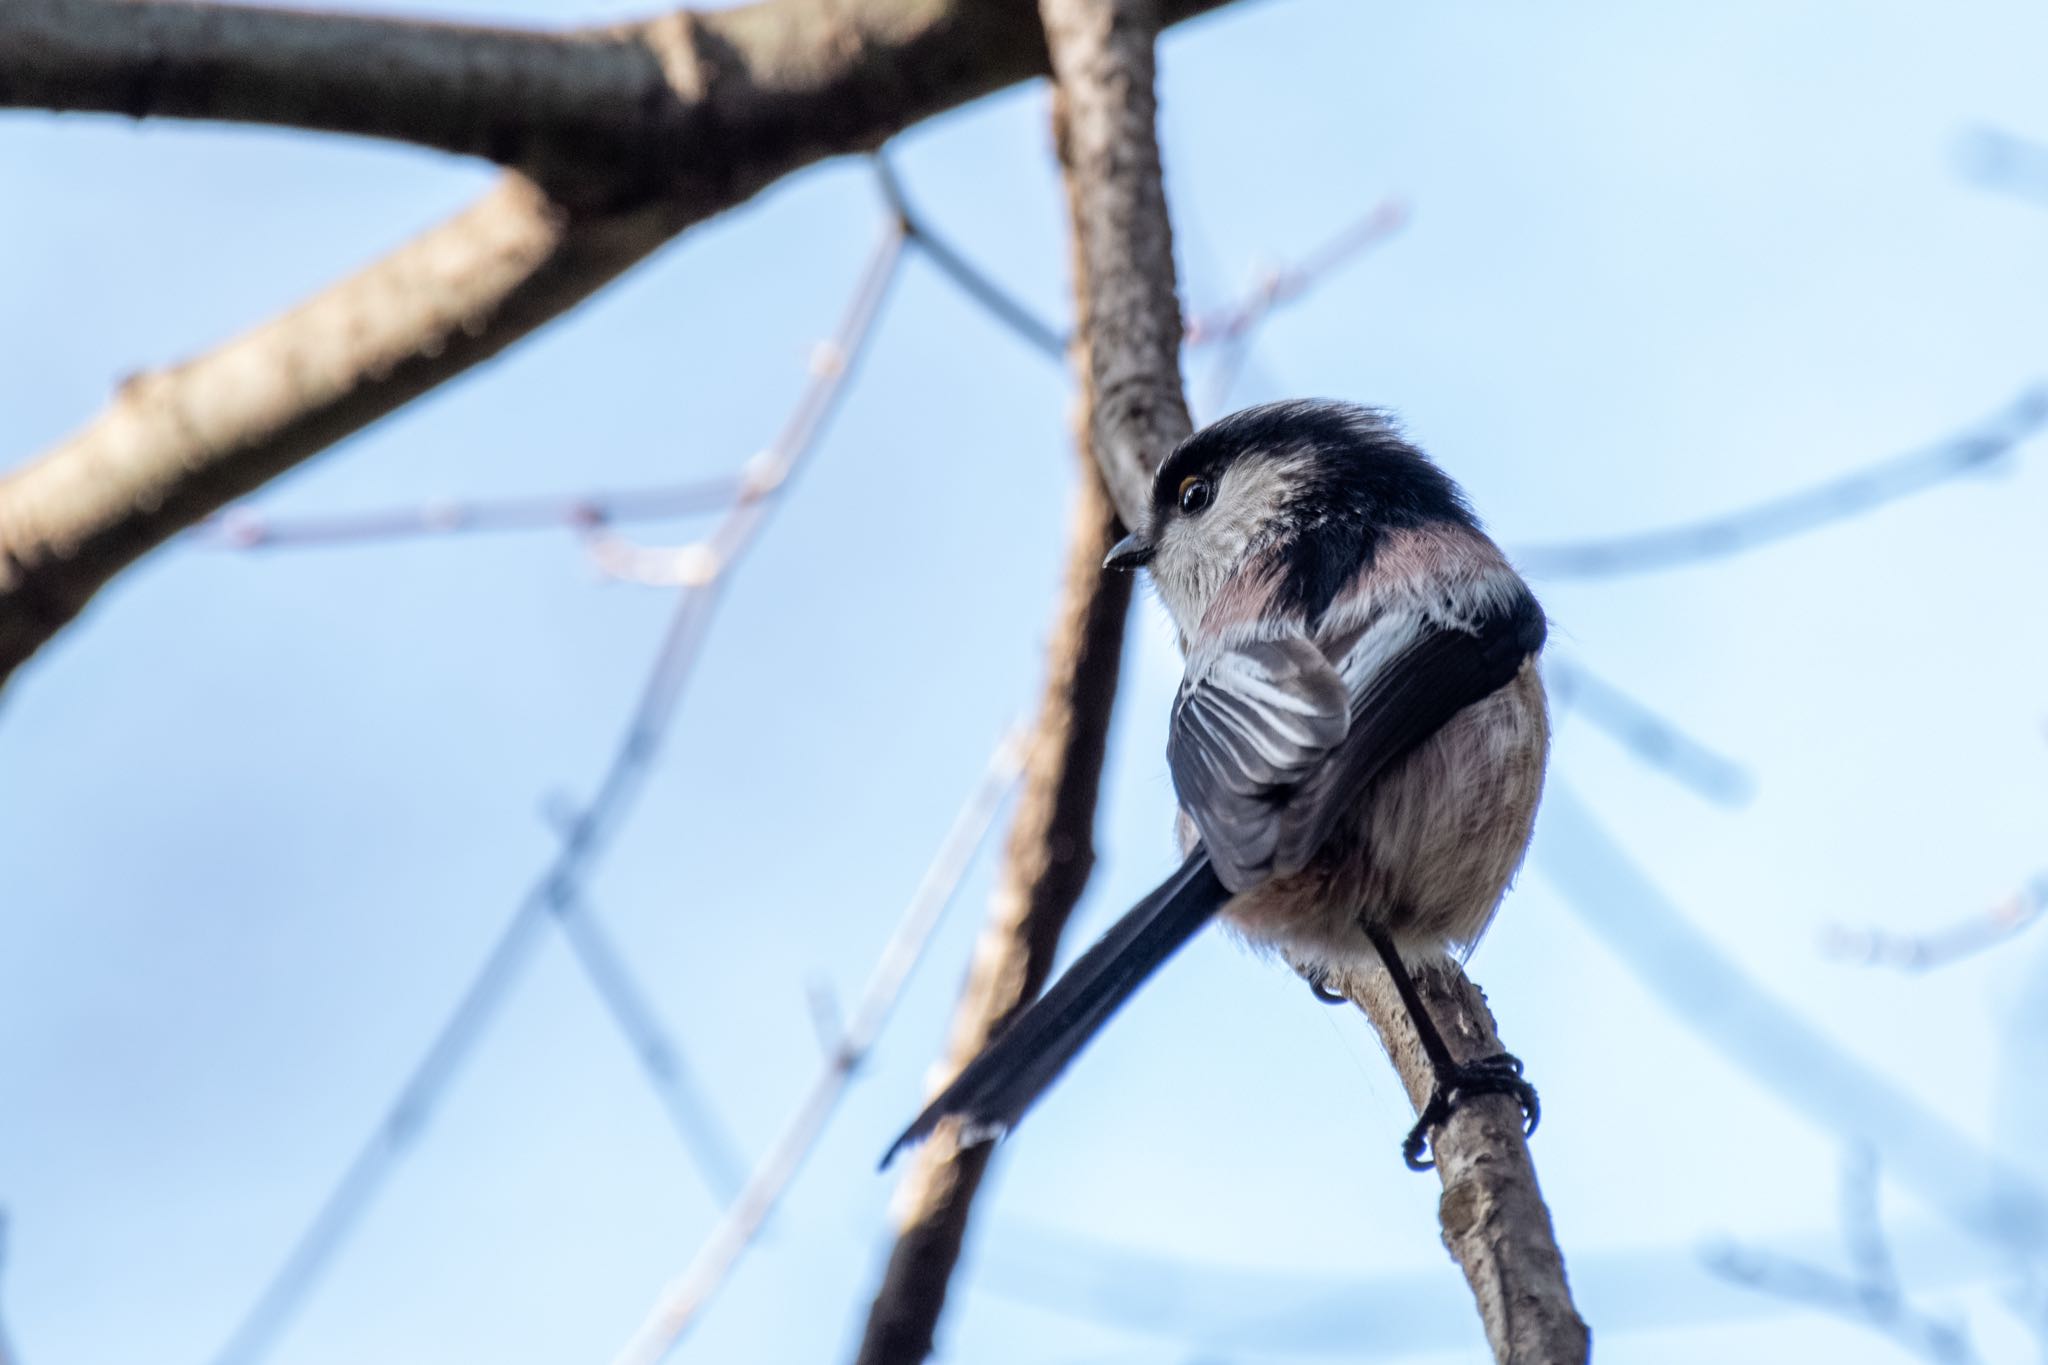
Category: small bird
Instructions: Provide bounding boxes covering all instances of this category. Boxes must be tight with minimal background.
[885,400,1549,1171]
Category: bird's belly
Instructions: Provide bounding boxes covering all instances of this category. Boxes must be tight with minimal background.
[1219,661,1549,968]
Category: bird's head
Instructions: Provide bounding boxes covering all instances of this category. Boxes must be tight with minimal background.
[1105,399,1477,635]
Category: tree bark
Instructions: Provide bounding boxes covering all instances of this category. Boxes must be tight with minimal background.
[0,0,1246,694]
[1039,0,1196,530]
[1319,957,1590,1362]
[852,464,1130,1365]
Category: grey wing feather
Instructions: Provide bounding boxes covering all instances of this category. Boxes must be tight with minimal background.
[1169,590,1548,897]
[1168,635,1350,892]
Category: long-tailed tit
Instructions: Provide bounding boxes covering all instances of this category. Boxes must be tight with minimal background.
[886,400,1549,1170]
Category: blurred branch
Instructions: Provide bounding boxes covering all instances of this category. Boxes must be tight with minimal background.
[845,10,1178,1362]
[189,476,740,550]
[851,467,1133,1365]
[0,0,1245,697]
[1189,199,1408,417]
[1513,384,2048,579]
[1544,658,1753,807]
[551,887,750,1201]
[206,225,906,1365]
[1824,873,2048,972]
[1536,782,2048,1261]
[609,729,1027,1365]
[1958,128,2048,207]
[875,157,1069,364]
[1704,1147,1977,1364]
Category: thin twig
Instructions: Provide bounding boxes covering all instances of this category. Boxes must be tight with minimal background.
[875,158,1069,364]
[1703,1147,1977,1364]
[1514,385,2048,579]
[608,729,1027,1365]
[206,223,907,1365]
[1545,658,1753,807]
[1823,874,2048,972]
[189,477,740,550]
[1189,199,1408,418]
[1537,782,2048,1261]
[551,888,751,1201]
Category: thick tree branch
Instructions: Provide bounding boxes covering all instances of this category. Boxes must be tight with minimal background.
[852,466,1131,1365]
[0,0,1239,200]
[0,0,1244,695]
[1040,2,1587,1361]
[1038,0,1194,528]
[0,0,659,183]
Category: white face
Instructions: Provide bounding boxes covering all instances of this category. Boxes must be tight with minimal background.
[1148,451,1309,636]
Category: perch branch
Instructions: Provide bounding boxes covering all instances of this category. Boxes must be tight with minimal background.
[1041,2,1585,1360]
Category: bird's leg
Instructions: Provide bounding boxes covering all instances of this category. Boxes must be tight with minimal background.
[1359,919,1539,1171]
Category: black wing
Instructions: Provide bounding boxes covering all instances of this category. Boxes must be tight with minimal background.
[1169,592,1546,893]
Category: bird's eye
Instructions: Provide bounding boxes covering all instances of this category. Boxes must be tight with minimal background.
[1178,476,1213,515]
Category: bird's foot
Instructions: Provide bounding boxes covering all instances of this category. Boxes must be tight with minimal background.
[1402,1051,1539,1171]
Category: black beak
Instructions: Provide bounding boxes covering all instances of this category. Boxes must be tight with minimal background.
[1103,532,1154,572]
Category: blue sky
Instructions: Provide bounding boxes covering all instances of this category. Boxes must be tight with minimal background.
[6,2,2048,1362]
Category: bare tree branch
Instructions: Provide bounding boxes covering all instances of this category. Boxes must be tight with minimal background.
[0,0,1247,696]
[1038,0,1195,531]
[1314,955,1590,1362]
[1544,658,1753,807]
[851,463,1133,1365]
[0,0,1236,196]
[608,728,1027,1365]
[0,0,664,180]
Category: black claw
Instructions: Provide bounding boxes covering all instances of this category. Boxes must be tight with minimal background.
[1305,973,1348,1005]
[1401,1051,1541,1171]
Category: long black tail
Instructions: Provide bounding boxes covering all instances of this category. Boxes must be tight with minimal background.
[881,850,1229,1168]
